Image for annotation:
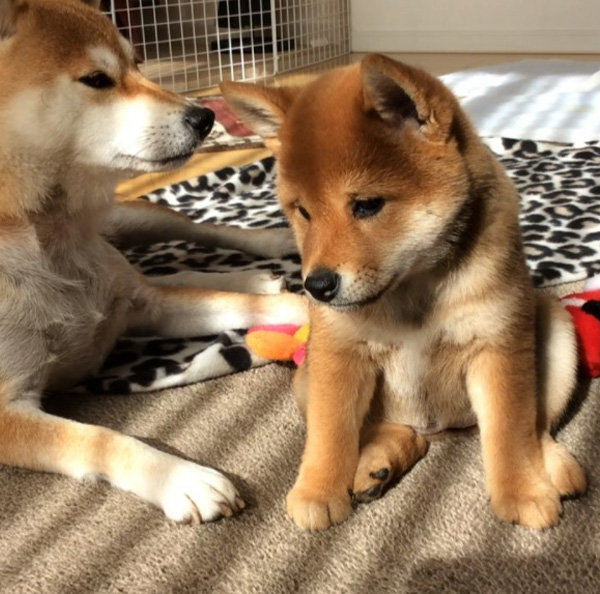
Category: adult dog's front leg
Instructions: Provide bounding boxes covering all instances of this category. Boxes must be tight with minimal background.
[467,348,562,529]
[0,396,242,522]
[287,334,377,531]
[129,284,308,337]
[147,269,286,294]
[107,201,297,257]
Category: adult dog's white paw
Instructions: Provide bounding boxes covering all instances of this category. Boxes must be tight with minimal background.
[153,459,244,523]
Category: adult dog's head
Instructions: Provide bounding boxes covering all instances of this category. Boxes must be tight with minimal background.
[222,56,486,310]
[0,0,213,177]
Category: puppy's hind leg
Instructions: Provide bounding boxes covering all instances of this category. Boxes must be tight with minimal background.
[536,294,587,498]
[352,422,428,503]
[106,201,297,257]
[0,389,243,522]
[536,293,579,429]
[467,347,562,529]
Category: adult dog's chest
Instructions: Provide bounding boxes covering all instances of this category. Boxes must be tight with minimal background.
[42,242,141,389]
[0,235,143,391]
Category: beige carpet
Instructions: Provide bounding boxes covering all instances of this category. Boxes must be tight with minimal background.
[0,280,599,594]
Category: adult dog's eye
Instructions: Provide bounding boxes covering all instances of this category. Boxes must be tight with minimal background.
[298,205,311,221]
[352,197,385,219]
[78,71,115,90]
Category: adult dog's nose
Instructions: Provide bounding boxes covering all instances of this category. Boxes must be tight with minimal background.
[184,105,215,142]
[304,268,340,302]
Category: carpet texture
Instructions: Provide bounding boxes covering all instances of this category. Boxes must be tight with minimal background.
[0,281,598,593]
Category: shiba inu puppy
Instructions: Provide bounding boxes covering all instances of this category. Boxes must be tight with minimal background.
[0,0,308,523]
[221,54,587,531]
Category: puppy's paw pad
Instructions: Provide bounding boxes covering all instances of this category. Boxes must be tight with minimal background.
[371,468,390,481]
[352,429,427,505]
[286,485,352,531]
[353,465,392,504]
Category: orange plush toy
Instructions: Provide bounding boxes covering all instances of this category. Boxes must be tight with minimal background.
[248,279,600,378]
[246,324,309,366]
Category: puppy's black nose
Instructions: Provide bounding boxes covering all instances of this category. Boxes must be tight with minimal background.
[304,268,340,302]
[184,105,215,142]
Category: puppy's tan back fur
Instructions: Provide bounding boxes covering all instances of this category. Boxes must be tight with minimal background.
[222,54,586,531]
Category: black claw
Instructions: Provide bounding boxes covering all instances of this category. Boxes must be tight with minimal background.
[370,468,390,481]
[365,484,382,499]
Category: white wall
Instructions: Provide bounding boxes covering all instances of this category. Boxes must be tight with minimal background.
[351,0,600,53]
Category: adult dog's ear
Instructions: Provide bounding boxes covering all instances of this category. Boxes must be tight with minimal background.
[220,81,300,152]
[1,0,102,39]
[0,0,28,38]
[361,53,458,143]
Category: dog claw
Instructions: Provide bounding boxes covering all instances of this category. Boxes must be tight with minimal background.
[370,468,390,481]
[219,503,234,518]
[189,505,202,524]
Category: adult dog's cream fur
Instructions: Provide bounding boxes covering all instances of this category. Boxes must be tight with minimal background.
[221,55,587,531]
[0,0,307,523]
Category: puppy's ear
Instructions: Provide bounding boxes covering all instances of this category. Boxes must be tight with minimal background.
[0,0,28,38]
[220,82,299,152]
[361,53,457,143]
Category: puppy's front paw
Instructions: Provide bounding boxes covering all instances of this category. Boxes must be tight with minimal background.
[490,476,561,530]
[286,482,352,531]
[158,460,245,524]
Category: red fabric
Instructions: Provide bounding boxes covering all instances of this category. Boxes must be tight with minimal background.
[563,298,600,378]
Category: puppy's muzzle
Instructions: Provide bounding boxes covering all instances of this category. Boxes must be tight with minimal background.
[184,105,215,143]
[304,268,340,302]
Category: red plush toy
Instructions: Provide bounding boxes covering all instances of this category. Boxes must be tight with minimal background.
[561,274,600,378]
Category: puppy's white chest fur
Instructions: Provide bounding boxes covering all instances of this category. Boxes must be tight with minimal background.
[364,321,476,434]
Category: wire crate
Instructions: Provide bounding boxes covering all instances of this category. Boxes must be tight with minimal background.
[102,0,351,93]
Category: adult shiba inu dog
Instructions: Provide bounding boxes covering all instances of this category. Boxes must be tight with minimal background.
[221,54,587,531]
[0,0,307,523]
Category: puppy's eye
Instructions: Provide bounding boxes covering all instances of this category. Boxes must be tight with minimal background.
[298,205,311,221]
[352,197,385,219]
[78,71,115,90]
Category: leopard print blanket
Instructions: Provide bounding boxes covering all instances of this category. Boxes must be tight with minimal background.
[73,138,600,394]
